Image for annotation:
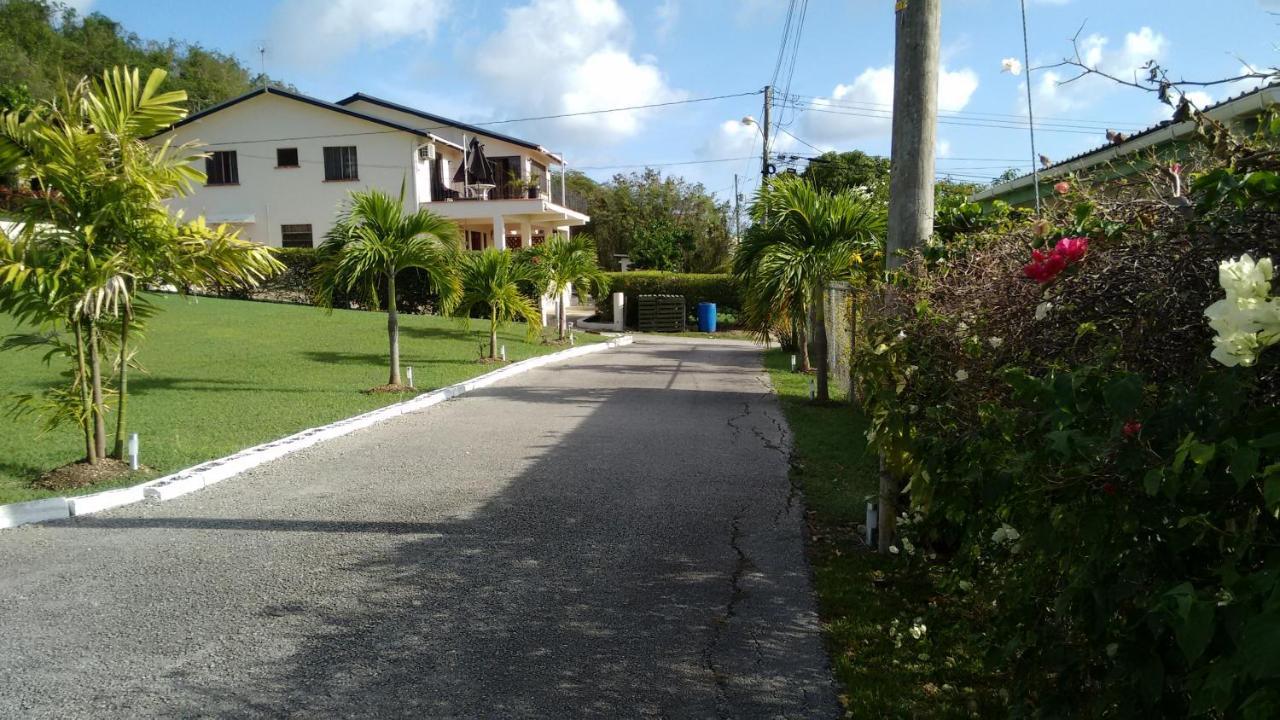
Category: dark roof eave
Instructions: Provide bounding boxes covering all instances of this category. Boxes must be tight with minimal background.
[148,86,434,141]
[334,92,548,154]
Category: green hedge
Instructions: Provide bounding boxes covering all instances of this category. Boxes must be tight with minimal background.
[595,271,740,327]
[208,247,441,313]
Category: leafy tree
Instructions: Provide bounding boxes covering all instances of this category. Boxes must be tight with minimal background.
[628,222,693,272]
[574,168,732,273]
[0,67,280,464]
[0,0,291,117]
[530,233,607,340]
[800,150,891,200]
[315,189,461,388]
[734,175,885,401]
[455,249,541,360]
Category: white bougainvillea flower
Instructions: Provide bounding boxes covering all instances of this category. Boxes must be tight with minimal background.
[954,369,969,381]
[988,337,1004,349]
[909,619,928,639]
[1001,57,1023,75]
[1211,329,1262,367]
[1219,254,1274,301]
[1035,301,1053,320]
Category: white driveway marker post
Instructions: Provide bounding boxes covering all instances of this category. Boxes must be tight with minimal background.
[790,355,797,372]
[500,345,507,362]
[128,433,139,471]
[406,366,414,388]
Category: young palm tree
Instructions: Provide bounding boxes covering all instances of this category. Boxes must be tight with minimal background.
[455,249,542,360]
[530,233,608,340]
[733,175,885,402]
[315,189,461,387]
[0,67,281,463]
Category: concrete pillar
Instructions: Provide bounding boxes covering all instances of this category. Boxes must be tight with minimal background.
[519,219,532,248]
[492,215,506,250]
[611,292,625,331]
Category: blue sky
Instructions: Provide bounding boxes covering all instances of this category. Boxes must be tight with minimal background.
[75,0,1280,200]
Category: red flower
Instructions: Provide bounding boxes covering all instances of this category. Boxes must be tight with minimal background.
[1022,237,1089,284]
[1122,420,1142,438]
[1054,236,1089,263]
[1102,482,1117,496]
[1054,181,1070,195]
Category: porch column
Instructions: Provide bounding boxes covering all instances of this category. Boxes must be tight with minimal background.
[492,215,506,250]
[519,219,533,247]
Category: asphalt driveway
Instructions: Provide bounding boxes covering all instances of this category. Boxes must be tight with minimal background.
[0,337,836,718]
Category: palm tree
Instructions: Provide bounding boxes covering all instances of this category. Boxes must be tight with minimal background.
[455,249,542,360]
[733,175,885,402]
[0,68,281,463]
[315,189,461,387]
[530,233,608,339]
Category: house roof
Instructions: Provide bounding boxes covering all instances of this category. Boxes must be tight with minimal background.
[335,93,558,159]
[153,86,440,141]
[972,82,1280,202]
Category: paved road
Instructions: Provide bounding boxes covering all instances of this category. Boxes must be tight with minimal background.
[0,338,836,719]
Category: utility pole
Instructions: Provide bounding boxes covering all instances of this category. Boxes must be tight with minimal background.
[761,86,772,187]
[880,0,940,553]
[733,173,741,241]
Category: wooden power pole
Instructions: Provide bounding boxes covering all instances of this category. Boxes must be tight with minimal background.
[880,0,940,553]
[761,85,773,187]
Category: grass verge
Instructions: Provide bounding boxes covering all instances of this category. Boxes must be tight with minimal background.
[764,349,1000,718]
[0,294,602,504]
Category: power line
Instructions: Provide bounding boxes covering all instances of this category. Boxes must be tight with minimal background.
[199,90,765,148]
[782,91,1140,129]
[574,156,757,171]
[776,101,1110,135]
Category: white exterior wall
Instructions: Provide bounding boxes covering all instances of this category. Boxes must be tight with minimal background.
[152,93,423,247]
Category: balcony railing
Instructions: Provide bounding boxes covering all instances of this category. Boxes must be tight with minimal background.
[432,182,547,202]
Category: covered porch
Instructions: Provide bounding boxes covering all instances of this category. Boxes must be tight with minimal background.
[424,197,591,251]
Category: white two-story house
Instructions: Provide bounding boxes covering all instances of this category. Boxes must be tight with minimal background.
[151,86,589,250]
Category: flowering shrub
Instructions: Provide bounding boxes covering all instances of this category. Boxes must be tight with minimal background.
[1205,254,1279,366]
[850,116,1280,715]
[1021,236,1089,283]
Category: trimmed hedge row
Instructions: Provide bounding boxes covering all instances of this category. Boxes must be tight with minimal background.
[209,247,440,313]
[595,271,741,327]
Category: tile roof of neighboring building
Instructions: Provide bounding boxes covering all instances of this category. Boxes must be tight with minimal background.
[973,82,1280,202]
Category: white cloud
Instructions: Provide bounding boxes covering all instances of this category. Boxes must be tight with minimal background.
[655,0,679,40]
[61,0,95,14]
[798,64,979,146]
[1029,26,1167,115]
[937,138,952,158]
[703,117,795,160]
[471,0,684,145]
[271,0,451,67]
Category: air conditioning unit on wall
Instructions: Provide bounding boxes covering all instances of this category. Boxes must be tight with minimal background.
[418,144,436,162]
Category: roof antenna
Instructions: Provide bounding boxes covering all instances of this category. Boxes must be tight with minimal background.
[257,42,268,86]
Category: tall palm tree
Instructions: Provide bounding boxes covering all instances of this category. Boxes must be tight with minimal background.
[315,189,461,387]
[733,175,885,402]
[531,233,608,339]
[455,249,541,360]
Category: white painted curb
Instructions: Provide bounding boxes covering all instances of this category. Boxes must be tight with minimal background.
[1,335,633,529]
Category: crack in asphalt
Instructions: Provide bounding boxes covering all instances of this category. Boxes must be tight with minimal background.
[701,508,753,719]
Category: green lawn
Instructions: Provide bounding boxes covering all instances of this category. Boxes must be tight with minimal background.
[0,294,601,504]
[764,350,1000,718]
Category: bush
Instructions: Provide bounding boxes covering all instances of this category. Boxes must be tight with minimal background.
[594,271,740,327]
[851,119,1280,716]
[206,247,440,313]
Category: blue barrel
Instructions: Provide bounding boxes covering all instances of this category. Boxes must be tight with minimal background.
[697,302,717,333]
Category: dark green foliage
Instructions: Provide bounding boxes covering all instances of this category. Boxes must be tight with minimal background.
[851,114,1280,716]
[0,0,291,115]
[799,150,891,200]
[595,271,739,327]
[561,168,733,273]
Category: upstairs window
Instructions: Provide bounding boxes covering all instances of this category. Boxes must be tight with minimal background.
[205,151,238,185]
[276,147,299,168]
[281,224,313,248]
[323,146,358,181]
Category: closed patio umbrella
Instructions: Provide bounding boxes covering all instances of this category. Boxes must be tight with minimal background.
[453,137,495,186]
